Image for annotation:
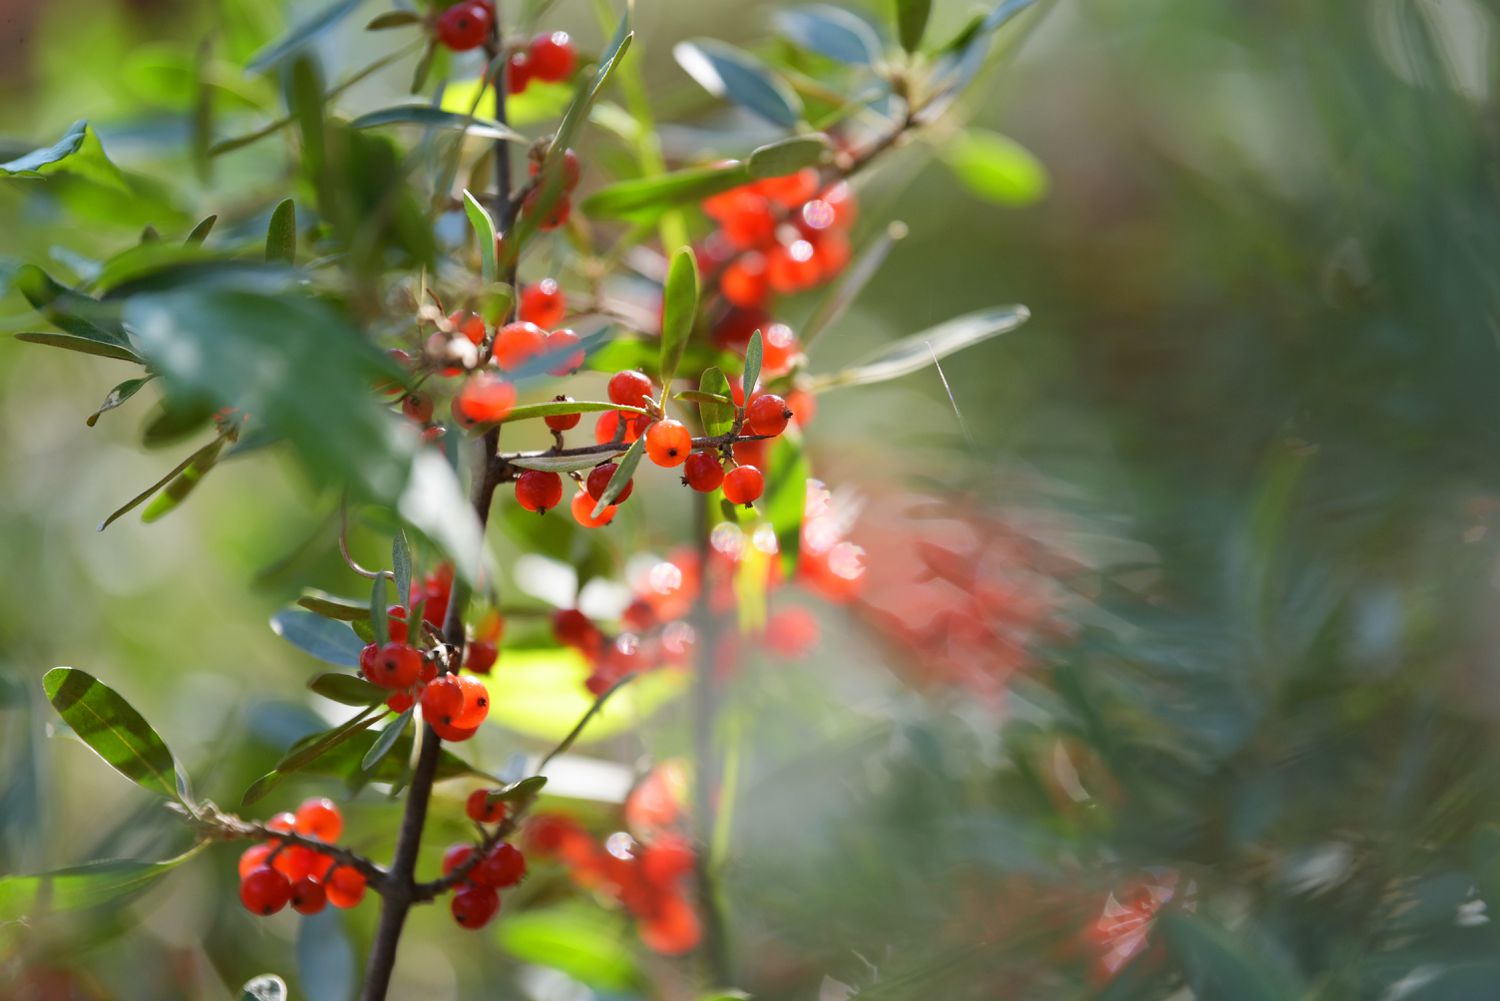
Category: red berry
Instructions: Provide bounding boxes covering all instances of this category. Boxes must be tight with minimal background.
[721,252,768,308]
[571,489,616,528]
[456,373,516,424]
[467,789,507,824]
[723,465,764,506]
[358,642,380,679]
[519,279,566,327]
[420,675,465,725]
[442,843,475,877]
[608,370,654,408]
[453,675,490,728]
[432,718,480,742]
[436,1,493,52]
[594,409,647,444]
[682,451,725,492]
[449,311,487,345]
[451,885,500,929]
[324,865,366,909]
[527,31,576,82]
[623,598,657,631]
[370,643,423,689]
[515,469,564,514]
[756,169,820,208]
[523,188,572,230]
[644,419,692,467]
[465,640,498,674]
[767,238,820,293]
[239,844,274,879]
[786,388,816,428]
[765,605,820,657]
[545,395,582,431]
[402,393,434,424]
[294,797,342,842]
[290,876,327,915]
[240,866,291,916]
[473,843,527,888]
[640,834,696,885]
[385,605,409,644]
[530,148,582,191]
[544,329,584,375]
[760,323,801,374]
[553,608,600,651]
[586,463,633,505]
[746,393,792,437]
[506,52,531,94]
[267,811,296,836]
[704,189,775,249]
[639,890,701,955]
[492,320,546,372]
[387,691,415,713]
[272,845,320,882]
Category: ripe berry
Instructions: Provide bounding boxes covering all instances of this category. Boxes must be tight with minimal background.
[432,718,480,741]
[273,845,321,882]
[682,451,725,492]
[545,395,582,431]
[453,675,490,728]
[290,876,327,915]
[267,812,297,837]
[522,188,572,230]
[467,789,507,824]
[746,393,792,437]
[451,884,500,929]
[571,489,616,528]
[544,329,584,375]
[721,253,768,308]
[294,797,342,842]
[473,843,526,888]
[757,169,820,208]
[449,311,487,345]
[520,279,566,327]
[465,640,498,674]
[492,321,546,372]
[515,469,564,514]
[732,437,770,472]
[324,865,366,909]
[552,609,600,652]
[705,189,775,249]
[645,419,692,467]
[239,844,274,879]
[767,238,820,293]
[506,52,531,94]
[370,643,423,689]
[442,843,475,877]
[456,373,516,424]
[723,465,765,506]
[760,323,801,374]
[527,31,576,82]
[786,388,815,428]
[402,393,434,424]
[594,409,647,444]
[387,692,415,713]
[586,463,633,505]
[384,605,410,644]
[421,675,464,725]
[436,1,493,52]
[608,370,654,408]
[529,148,582,191]
[240,866,292,916]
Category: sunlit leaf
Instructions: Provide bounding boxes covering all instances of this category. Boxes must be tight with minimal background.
[14,264,140,361]
[674,39,803,128]
[765,433,810,577]
[42,668,188,802]
[943,128,1048,206]
[271,610,366,668]
[592,437,645,518]
[266,198,297,263]
[0,846,203,923]
[581,162,749,221]
[894,0,932,51]
[98,434,226,532]
[487,648,687,743]
[185,214,217,245]
[243,709,385,805]
[747,134,832,178]
[497,903,642,991]
[659,245,700,389]
[368,574,389,646]
[140,434,226,523]
[297,591,370,621]
[807,305,1029,392]
[463,189,498,283]
[392,530,413,614]
[14,330,141,363]
[743,329,764,396]
[508,452,629,473]
[500,400,650,423]
[366,10,421,30]
[698,368,735,437]
[0,120,129,193]
[86,376,155,427]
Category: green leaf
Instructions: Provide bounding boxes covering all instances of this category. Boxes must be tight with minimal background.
[499,400,650,423]
[239,975,288,1001]
[894,0,932,51]
[248,0,362,72]
[361,707,412,772]
[488,648,687,743]
[807,305,1030,392]
[581,162,748,221]
[266,198,297,263]
[743,329,764,397]
[140,435,226,523]
[98,435,228,532]
[86,376,156,427]
[184,214,217,245]
[463,189,498,283]
[659,246,700,389]
[297,906,356,1001]
[141,398,215,449]
[508,452,630,474]
[0,846,203,923]
[1158,912,1296,1001]
[747,134,833,179]
[0,119,89,173]
[42,668,187,802]
[497,903,642,991]
[0,120,129,193]
[774,5,883,64]
[350,105,525,143]
[243,709,385,805]
[698,993,752,1001]
[366,10,421,30]
[392,530,413,614]
[673,40,803,129]
[495,774,548,803]
[368,575,389,646]
[698,368,735,437]
[14,264,140,360]
[676,390,734,407]
[271,610,366,668]
[298,591,371,621]
[308,673,387,706]
[801,221,905,348]
[943,129,1048,206]
[764,434,810,577]
[592,437,645,519]
[14,330,141,363]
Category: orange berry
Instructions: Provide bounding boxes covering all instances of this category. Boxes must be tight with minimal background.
[644,419,692,467]
[571,489,616,528]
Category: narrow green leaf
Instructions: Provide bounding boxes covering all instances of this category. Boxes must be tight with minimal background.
[248,0,362,72]
[15,264,139,358]
[298,591,371,621]
[243,709,385,805]
[943,128,1048,206]
[581,162,748,221]
[463,189,498,283]
[15,331,142,363]
[747,134,832,179]
[698,368,735,437]
[368,575,389,646]
[764,434,810,577]
[141,435,226,523]
[366,10,421,30]
[500,400,650,423]
[743,329,764,398]
[42,668,186,802]
[351,105,525,143]
[270,610,366,667]
[895,0,932,51]
[0,846,203,923]
[308,673,387,706]
[392,530,413,613]
[676,390,734,407]
[673,40,803,128]
[659,246,700,389]
[495,775,548,803]
[361,708,412,772]
[99,435,227,532]
[239,975,288,1001]
[0,120,129,192]
[0,119,89,174]
[774,5,883,64]
[807,305,1030,392]
[184,214,218,245]
[508,451,629,473]
[592,437,645,518]
[266,198,297,263]
[86,376,155,427]
[801,221,905,348]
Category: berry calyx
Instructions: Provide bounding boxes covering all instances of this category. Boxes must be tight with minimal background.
[294,797,342,842]
[451,884,500,929]
[545,395,582,431]
[644,419,692,467]
[527,31,576,82]
[467,789,507,824]
[290,876,327,915]
[746,393,792,437]
[723,465,765,506]
[519,278,566,327]
[515,469,564,514]
[240,866,292,916]
[682,451,725,492]
[571,489,617,528]
[369,643,423,689]
[607,369,654,408]
[456,373,516,425]
[492,321,547,371]
[435,1,493,52]
[473,842,527,888]
[586,463,633,505]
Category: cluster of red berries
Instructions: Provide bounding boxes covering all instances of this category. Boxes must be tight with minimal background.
[435,790,530,930]
[434,0,579,98]
[238,798,367,917]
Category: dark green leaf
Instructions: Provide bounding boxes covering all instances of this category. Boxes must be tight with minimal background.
[807,305,1030,391]
[699,368,735,437]
[765,433,810,577]
[297,906,356,1001]
[495,774,548,803]
[86,376,155,427]
[14,331,141,363]
[659,246,700,389]
[943,128,1048,205]
[500,400,650,423]
[308,673,386,706]
[248,0,362,72]
[801,221,905,348]
[747,134,833,178]
[99,435,228,532]
[463,189,498,283]
[351,105,525,143]
[184,214,217,245]
[361,708,412,772]
[368,575,389,646]
[673,39,803,128]
[592,437,645,518]
[14,264,139,359]
[298,591,371,621]
[774,5,883,64]
[743,329,764,397]
[243,709,385,805]
[366,10,421,30]
[141,398,215,449]
[1158,912,1295,1001]
[141,435,225,523]
[0,846,202,923]
[42,668,186,801]
[392,531,413,614]
[581,162,748,221]
[894,0,932,51]
[239,975,288,1001]
[270,610,366,667]
[266,198,297,263]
